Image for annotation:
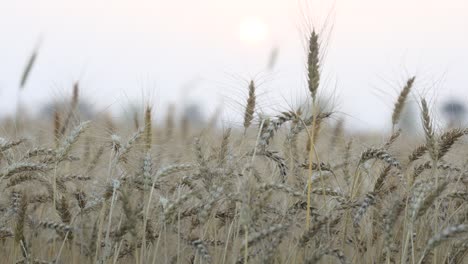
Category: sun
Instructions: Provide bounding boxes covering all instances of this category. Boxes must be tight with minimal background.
[239,17,269,45]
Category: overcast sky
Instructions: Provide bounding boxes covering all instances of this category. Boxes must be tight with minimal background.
[1,0,467,131]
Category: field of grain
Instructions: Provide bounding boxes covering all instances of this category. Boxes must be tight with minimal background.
[0,29,467,264]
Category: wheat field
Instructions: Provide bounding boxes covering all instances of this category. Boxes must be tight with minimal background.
[0,29,467,264]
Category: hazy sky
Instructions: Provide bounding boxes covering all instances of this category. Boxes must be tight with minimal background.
[1,0,467,130]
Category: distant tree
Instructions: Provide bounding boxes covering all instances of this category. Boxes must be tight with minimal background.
[183,103,205,126]
[441,99,466,128]
[40,100,95,120]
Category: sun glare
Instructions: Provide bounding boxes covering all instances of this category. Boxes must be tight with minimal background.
[239,17,269,45]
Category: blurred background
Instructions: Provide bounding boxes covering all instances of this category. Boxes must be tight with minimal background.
[1,0,467,131]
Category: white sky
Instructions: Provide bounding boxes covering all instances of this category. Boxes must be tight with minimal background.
[1,0,467,131]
